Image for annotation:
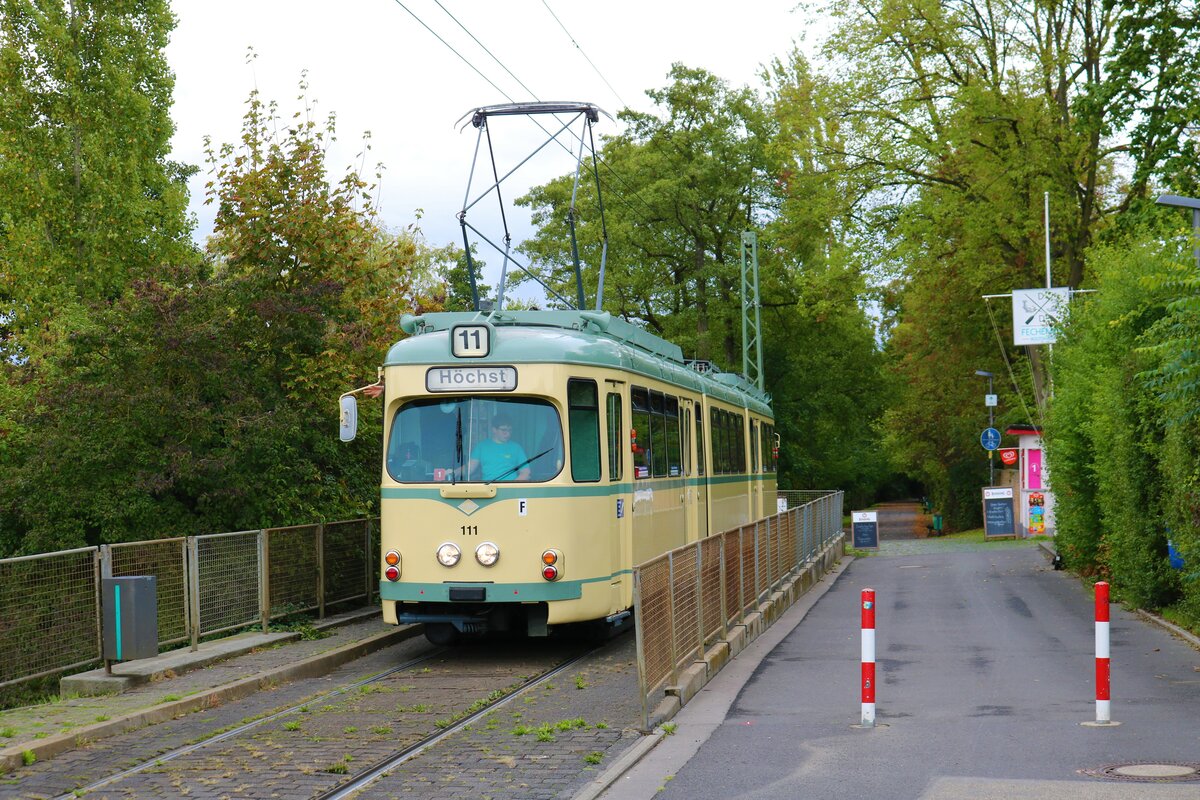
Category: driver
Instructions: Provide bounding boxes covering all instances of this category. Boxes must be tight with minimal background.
[465,413,530,481]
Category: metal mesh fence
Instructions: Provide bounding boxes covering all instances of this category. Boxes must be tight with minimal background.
[324,518,372,607]
[635,556,675,695]
[0,517,379,690]
[267,525,320,618]
[722,530,741,630]
[0,549,99,687]
[108,539,189,645]
[670,549,701,666]
[634,492,846,728]
[195,531,262,637]
[699,536,723,645]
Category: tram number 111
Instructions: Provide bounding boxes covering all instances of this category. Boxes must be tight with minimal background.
[461,525,479,536]
[452,325,489,358]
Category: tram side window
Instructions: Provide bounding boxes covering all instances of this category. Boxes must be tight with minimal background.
[650,391,667,478]
[711,407,727,474]
[666,396,681,477]
[631,387,651,479]
[751,420,760,473]
[736,413,746,473]
[696,407,705,476]
[607,392,623,481]
[568,379,600,482]
[683,407,692,476]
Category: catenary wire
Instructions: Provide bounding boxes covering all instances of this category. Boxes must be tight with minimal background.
[541,0,630,110]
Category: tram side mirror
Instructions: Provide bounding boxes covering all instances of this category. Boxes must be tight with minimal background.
[339,395,358,442]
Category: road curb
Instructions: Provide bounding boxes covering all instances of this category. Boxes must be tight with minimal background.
[0,624,421,774]
[571,729,666,800]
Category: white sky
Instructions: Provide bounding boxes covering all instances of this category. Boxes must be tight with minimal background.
[167,1,823,297]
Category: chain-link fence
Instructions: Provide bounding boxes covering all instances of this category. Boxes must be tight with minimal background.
[634,491,845,727]
[0,518,378,690]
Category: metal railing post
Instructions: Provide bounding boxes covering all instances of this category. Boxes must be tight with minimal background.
[187,537,201,651]
[719,532,728,641]
[365,518,374,603]
[259,530,270,634]
[317,523,326,620]
[633,568,650,731]
[667,552,679,686]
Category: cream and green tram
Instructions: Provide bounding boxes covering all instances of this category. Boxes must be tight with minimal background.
[367,309,776,644]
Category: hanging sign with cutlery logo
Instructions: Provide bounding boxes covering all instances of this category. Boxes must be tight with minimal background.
[1012,288,1070,346]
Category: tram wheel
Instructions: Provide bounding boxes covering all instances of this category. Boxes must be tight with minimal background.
[424,623,460,646]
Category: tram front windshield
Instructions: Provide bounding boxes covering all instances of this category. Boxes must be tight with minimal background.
[387,397,563,483]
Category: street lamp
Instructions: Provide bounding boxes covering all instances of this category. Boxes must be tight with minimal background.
[1155,194,1200,270]
[975,370,995,485]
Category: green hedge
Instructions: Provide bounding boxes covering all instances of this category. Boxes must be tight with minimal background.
[1046,232,1200,622]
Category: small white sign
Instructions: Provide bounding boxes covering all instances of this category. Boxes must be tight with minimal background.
[518,499,528,516]
[983,487,1013,499]
[451,325,490,357]
[852,511,878,523]
[426,366,517,392]
[985,394,997,407]
[1012,288,1070,346]
[777,498,787,513]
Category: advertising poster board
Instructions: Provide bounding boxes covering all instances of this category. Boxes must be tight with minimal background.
[852,511,879,550]
[982,487,1016,539]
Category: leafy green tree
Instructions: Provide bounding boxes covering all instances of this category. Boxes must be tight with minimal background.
[769,0,1200,521]
[0,0,194,356]
[518,65,891,498]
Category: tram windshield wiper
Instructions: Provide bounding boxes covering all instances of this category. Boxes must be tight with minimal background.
[486,448,553,485]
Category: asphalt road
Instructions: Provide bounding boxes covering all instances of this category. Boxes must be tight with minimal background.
[610,543,1200,799]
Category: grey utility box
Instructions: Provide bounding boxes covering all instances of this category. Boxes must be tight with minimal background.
[101,576,158,662]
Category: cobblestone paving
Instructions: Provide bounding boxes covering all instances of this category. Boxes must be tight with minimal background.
[0,633,644,800]
[355,634,643,800]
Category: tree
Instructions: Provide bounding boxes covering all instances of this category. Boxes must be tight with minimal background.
[518,65,892,497]
[769,0,1200,521]
[0,0,194,358]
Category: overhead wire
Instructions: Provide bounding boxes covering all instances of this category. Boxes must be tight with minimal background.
[382,0,688,301]
[540,0,630,110]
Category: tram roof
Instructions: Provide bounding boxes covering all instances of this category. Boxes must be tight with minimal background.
[387,310,772,414]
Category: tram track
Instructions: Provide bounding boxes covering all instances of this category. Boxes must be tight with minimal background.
[314,647,595,800]
[36,639,600,800]
[49,651,444,800]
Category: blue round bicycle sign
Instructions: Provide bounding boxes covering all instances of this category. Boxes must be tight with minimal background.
[980,427,1001,451]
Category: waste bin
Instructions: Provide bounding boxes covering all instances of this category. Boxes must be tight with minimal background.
[932,514,943,534]
[102,576,158,662]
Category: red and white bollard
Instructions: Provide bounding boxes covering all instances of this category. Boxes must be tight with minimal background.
[861,588,876,727]
[1094,581,1111,724]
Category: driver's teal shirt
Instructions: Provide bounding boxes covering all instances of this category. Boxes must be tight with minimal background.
[470,438,529,481]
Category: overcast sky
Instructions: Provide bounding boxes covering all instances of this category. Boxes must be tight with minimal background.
[166,1,822,296]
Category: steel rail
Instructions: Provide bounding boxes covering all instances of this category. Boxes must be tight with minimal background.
[314,646,598,800]
[50,649,444,800]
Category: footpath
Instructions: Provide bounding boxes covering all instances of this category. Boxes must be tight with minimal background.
[0,608,415,773]
[597,528,1200,800]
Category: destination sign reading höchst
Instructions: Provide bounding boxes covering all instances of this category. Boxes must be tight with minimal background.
[426,366,517,392]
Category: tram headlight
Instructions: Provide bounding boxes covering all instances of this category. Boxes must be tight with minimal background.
[475,541,500,566]
[436,542,461,567]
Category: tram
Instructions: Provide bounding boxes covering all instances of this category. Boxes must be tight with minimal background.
[343,309,776,642]
[338,101,776,643]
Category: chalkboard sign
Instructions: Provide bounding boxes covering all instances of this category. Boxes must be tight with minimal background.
[982,487,1016,538]
[851,511,879,550]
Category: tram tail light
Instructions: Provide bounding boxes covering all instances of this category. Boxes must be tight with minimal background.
[541,549,561,581]
[385,550,401,566]
[384,565,400,581]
